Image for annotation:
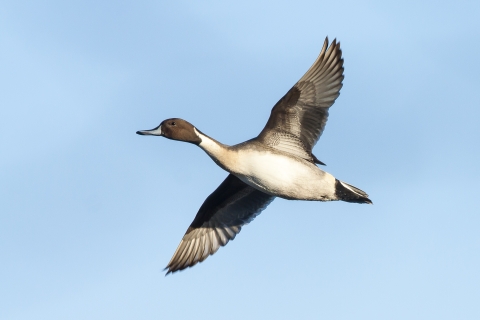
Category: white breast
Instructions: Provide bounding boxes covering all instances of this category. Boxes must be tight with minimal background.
[233,150,336,201]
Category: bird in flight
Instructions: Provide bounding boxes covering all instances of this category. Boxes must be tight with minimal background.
[137,37,371,274]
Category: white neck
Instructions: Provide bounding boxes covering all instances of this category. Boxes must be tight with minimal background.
[194,128,235,172]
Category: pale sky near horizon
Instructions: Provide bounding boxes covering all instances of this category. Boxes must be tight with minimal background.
[1,1,480,319]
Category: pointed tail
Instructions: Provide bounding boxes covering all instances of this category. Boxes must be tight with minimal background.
[335,179,372,204]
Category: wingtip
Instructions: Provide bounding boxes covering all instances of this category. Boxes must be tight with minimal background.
[163,266,173,276]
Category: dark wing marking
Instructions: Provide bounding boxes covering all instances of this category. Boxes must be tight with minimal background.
[165,174,275,274]
[257,37,344,162]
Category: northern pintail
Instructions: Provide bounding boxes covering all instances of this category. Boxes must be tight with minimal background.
[137,37,371,274]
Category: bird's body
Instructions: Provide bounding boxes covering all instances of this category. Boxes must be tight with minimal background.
[137,37,371,274]
[197,132,336,201]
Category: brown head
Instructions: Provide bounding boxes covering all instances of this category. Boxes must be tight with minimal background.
[136,118,201,145]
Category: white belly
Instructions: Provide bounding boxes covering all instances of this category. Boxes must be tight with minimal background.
[233,150,336,200]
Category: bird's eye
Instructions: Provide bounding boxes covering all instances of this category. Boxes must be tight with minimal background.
[171,121,176,126]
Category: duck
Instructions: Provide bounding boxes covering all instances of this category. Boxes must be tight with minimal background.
[137,37,372,274]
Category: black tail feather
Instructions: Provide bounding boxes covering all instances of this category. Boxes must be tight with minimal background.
[335,179,372,204]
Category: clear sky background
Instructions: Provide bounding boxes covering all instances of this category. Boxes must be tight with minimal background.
[1,1,479,319]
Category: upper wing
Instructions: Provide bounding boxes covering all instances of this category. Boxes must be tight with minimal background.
[256,37,344,163]
[165,174,275,274]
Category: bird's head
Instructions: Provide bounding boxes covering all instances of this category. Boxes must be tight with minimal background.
[136,118,201,145]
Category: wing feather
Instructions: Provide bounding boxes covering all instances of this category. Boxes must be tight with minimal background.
[165,174,275,274]
[257,37,344,162]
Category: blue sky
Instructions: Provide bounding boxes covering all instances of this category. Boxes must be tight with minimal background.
[1,1,479,319]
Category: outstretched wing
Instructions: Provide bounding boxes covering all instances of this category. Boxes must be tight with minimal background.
[165,174,275,274]
[257,37,344,163]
